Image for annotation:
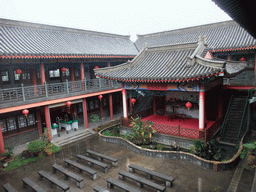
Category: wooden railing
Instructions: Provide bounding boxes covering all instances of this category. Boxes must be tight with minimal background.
[205,116,224,141]
[121,115,224,142]
[0,78,121,106]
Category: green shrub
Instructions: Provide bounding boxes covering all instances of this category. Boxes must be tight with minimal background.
[2,153,45,172]
[90,114,99,122]
[27,140,47,153]
[124,132,133,140]
[241,141,256,159]
[113,126,120,134]
[157,144,167,150]
[51,145,62,154]
[1,146,14,158]
[102,130,115,136]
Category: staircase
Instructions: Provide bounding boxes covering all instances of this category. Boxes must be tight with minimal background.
[53,129,95,147]
[219,93,250,146]
[131,95,153,114]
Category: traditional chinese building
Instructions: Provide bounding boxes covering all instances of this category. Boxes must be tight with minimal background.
[132,20,256,145]
[0,18,138,152]
[95,36,248,142]
[0,18,256,152]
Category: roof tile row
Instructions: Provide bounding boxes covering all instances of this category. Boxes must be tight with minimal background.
[0,18,138,57]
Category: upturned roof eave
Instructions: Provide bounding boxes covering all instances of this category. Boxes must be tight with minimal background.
[96,71,224,83]
[210,46,256,52]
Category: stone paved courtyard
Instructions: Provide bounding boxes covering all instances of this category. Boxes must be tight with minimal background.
[0,134,247,192]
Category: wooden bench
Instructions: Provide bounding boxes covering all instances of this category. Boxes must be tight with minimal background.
[64,159,97,180]
[106,178,140,192]
[129,164,174,187]
[93,185,110,192]
[76,154,109,173]
[52,164,84,188]
[2,183,18,192]
[119,171,165,192]
[86,149,118,166]
[22,177,46,192]
[37,170,70,192]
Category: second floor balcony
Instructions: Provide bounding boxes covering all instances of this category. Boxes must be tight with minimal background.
[0,78,121,108]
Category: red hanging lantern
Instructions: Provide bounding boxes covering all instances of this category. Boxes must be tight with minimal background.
[61,67,67,72]
[22,109,29,118]
[94,66,99,69]
[98,94,103,100]
[239,57,246,61]
[131,98,136,106]
[185,102,192,110]
[66,101,71,106]
[16,69,22,76]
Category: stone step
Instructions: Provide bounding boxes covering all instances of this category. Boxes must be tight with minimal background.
[54,130,94,147]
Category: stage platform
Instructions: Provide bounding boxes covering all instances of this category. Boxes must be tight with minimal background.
[141,114,216,139]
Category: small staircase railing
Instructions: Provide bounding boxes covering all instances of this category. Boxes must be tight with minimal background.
[237,91,251,139]
[220,94,234,134]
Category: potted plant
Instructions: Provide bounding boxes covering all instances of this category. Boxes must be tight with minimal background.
[44,148,53,156]
[27,140,47,157]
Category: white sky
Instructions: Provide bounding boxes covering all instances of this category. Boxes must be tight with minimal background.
[0,0,231,41]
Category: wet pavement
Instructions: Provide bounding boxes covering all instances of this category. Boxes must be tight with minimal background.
[0,134,241,192]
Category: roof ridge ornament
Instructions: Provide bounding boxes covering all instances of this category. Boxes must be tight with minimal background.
[144,42,148,49]
[127,60,132,70]
[198,35,207,46]
[186,35,207,67]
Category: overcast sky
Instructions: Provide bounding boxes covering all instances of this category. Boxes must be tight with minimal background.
[0,0,231,41]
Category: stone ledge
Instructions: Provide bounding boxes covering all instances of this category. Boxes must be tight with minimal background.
[99,127,245,171]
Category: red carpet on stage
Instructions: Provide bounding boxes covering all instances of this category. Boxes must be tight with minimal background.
[141,114,215,130]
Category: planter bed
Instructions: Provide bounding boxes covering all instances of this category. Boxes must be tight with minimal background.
[99,127,245,171]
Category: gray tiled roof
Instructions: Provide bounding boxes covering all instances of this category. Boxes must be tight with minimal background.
[95,40,245,82]
[95,38,247,82]
[213,0,256,39]
[135,20,256,51]
[0,18,138,57]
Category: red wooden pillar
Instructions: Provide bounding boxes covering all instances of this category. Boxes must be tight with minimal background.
[199,90,205,130]
[44,106,52,142]
[31,69,38,95]
[218,92,223,119]
[83,98,89,129]
[40,63,46,85]
[122,89,128,119]
[153,96,157,114]
[109,94,114,120]
[227,52,231,61]
[108,61,111,67]
[129,91,132,114]
[100,97,104,119]
[71,67,75,89]
[0,125,5,154]
[164,95,167,115]
[36,110,42,137]
[81,62,85,90]
[73,104,78,119]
